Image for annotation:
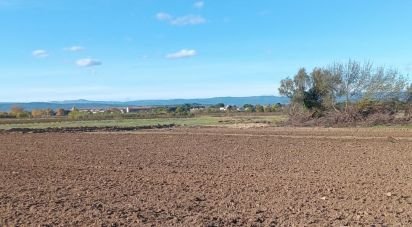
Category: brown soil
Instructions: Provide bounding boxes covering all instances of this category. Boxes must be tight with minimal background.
[0,124,175,134]
[1,127,412,226]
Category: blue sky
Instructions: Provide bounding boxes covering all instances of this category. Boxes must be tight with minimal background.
[1,0,411,102]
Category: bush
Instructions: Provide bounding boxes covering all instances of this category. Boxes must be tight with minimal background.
[68,110,90,120]
[55,108,66,116]
[31,109,55,118]
[255,105,264,112]
[16,112,31,119]
[0,112,13,118]
[284,103,410,127]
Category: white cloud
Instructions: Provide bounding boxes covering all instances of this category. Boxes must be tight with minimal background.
[171,15,206,26]
[156,12,206,26]
[76,58,102,67]
[194,1,204,9]
[156,12,172,21]
[166,49,197,59]
[64,46,85,52]
[32,49,48,58]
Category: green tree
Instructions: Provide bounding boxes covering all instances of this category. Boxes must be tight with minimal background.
[278,68,310,105]
[310,68,343,111]
[303,88,323,110]
[263,105,272,112]
[243,104,255,112]
[279,61,410,115]
[279,68,311,114]
[175,106,185,113]
[175,105,191,114]
[68,108,87,120]
[255,105,264,112]
[271,104,281,112]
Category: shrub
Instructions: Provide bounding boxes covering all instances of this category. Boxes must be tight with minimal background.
[31,109,55,118]
[55,108,66,116]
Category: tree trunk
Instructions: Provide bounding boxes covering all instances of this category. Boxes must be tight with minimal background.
[331,94,340,113]
[345,84,350,112]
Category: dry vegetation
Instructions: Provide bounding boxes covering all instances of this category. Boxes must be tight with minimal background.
[279,60,412,127]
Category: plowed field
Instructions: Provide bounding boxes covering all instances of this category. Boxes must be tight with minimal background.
[1,127,412,226]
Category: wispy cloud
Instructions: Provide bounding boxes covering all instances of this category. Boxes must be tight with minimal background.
[64,46,85,52]
[194,1,204,9]
[156,12,206,26]
[32,49,48,58]
[166,49,197,59]
[76,58,102,67]
[171,15,206,26]
[156,12,172,21]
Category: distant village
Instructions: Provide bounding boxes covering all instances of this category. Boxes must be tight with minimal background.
[71,103,284,115]
[0,103,285,119]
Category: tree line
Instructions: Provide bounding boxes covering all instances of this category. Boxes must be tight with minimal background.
[279,60,411,117]
[277,60,412,127]
[0,103,285,120]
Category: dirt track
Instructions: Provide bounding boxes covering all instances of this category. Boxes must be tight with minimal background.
[1,127,412,226]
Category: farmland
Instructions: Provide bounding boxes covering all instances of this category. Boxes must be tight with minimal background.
[0,115,286,130]
[1,127,412,226]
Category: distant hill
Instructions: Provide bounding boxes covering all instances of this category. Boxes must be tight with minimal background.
[0,96,289,112]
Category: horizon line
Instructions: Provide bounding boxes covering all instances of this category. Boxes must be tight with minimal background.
[0,94,285,103]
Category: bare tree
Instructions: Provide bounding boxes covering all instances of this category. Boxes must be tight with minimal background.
[329,60,371,111]
[363,67,408,101]
[329,60,408,110]
[279,60,410,116]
